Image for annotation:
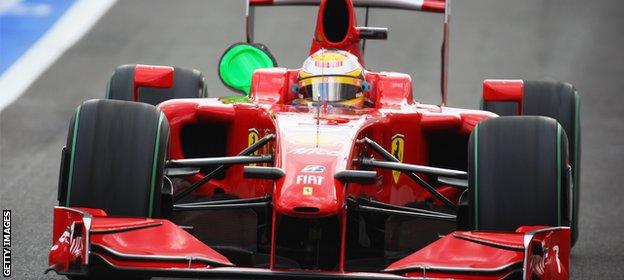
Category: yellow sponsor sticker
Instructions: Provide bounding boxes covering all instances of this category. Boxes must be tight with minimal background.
[390,134,405,183]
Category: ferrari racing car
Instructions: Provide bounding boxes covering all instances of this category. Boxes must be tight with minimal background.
[47,0,581,279]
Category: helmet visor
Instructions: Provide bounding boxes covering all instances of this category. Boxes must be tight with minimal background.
[298,76,362,102]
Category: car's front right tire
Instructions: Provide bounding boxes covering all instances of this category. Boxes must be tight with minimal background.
[57,99,170,279]
[58,99,169,217]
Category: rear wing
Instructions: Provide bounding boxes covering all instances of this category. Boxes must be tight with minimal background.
[245,0,452,105]
[249,0,446,13]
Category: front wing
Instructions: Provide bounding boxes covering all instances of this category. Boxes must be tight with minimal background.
[46,207,570,280]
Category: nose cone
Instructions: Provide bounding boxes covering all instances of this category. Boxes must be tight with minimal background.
[272,110,367,217]
[274,160,343,217]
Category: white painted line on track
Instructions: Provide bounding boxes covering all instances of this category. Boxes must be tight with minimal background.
[0,0,117,112]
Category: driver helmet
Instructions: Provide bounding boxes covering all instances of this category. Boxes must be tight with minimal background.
[296,49,367,108]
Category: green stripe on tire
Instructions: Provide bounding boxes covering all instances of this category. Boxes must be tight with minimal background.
[572,91,580,227]
[148,112,165,217]
[556,124,562,226]
[105,71,113,99]
[473,124,479,230]
[65,105,82,206]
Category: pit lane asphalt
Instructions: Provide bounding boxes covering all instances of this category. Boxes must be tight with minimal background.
[1,0,622,279]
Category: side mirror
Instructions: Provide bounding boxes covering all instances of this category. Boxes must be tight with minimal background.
[133,64,174,101]
[482,79,524,115]
[219,43,277,95]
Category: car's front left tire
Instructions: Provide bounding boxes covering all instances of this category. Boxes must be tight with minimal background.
[467,116,570,231]
[482,80,580,245]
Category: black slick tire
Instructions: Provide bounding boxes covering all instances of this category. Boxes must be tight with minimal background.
[468,116,569,232]
[58,99,169,218]
[482,80,580,246]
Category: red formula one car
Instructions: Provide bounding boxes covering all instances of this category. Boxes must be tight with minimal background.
[47,0,581,279]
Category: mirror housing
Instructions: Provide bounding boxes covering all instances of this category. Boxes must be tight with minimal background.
[133,64,174,102]
[482,79,524,115]
[219,43,277,95]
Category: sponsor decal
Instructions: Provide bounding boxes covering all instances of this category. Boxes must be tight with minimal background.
[296,175,324,185]
[248,128,260,166]
[248,128,260,149]
[286,133,344,146]
[390,134,405,184]
[302,186,314,196]
[288,147,340,157]
[2,210,10,277]
[301,165,325,173]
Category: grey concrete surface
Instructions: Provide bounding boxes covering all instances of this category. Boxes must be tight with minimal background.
[1,0,623,278]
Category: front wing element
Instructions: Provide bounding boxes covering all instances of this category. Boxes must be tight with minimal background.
[47,207,232,275]
[47,207,569,279]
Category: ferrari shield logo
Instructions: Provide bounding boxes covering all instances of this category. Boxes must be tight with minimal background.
[248,128,260,148]
[391,134,404,183]
[248,128,260,165]
[303,186,313,196]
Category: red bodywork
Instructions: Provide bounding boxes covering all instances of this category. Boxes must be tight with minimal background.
[482,79,524,115]
[133,64,174,101]
[48,0,571,279]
